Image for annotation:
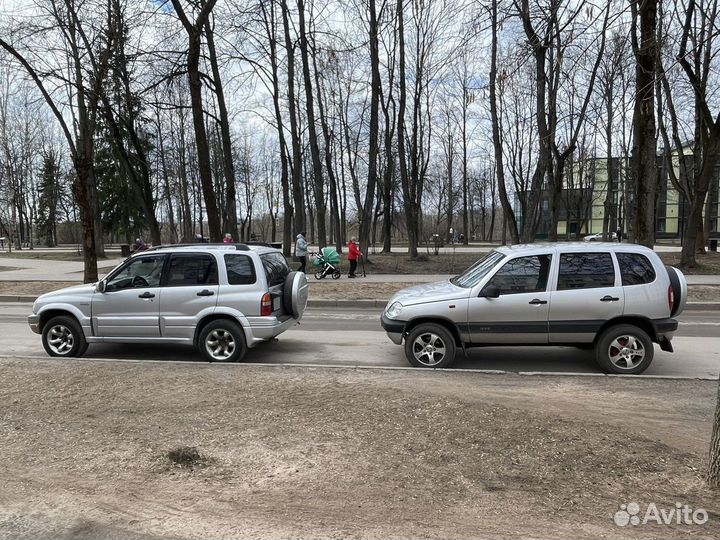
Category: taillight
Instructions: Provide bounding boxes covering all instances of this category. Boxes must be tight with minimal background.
[261,293,273,316]
[668,285,674,312]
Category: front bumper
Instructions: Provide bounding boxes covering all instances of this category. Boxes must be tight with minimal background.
[28,314,40,334]
[381,313,406,345]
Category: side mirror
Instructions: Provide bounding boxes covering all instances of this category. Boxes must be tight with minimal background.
[96,280,106,293]
[480,285,500,298]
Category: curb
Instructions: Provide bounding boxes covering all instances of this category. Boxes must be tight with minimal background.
[1,295,719,311]
[4,355,718,381]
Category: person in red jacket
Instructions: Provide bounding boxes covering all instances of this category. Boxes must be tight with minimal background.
[347,237,362,278]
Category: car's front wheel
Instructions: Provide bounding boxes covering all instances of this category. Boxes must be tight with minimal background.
[404,323,457,368]
[595,324,654,374]
[41,315,88,358]
[199,320,247,362]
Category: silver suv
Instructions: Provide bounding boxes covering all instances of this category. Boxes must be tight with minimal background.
[381,243,687,374]
[28,244,308,362]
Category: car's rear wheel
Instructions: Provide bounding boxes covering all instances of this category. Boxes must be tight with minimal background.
[404,323,456,368]
[41,315,87,358]
[595,324,654,374]
[199,320,247,362]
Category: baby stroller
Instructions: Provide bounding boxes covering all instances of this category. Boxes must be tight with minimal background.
[312,247,342,280]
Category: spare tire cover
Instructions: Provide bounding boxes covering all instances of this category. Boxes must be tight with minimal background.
[283,271,309,319]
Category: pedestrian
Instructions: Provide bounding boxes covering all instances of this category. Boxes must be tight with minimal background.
[616,227,623,243]
[347,236,362,278]
[131,237,147,253]
[223,233,234,244]
[295,231,308,273]
[449,227,454,244]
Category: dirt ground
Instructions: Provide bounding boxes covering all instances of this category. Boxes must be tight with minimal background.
[0,358,718,539]
[1,279,719,304]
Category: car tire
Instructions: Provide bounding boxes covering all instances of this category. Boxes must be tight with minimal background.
[594,324,654,374]
[41,315,87,358]
[283,271,309,318]
[404,323,457,368]
[198,319,247,362]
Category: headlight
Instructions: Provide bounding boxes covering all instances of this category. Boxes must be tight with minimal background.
[385,301,403,319]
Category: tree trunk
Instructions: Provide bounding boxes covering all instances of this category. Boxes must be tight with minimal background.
[631,0,658,248]
[489,0,519,244]
[260,1,293,256]
[358,0,381,258]
[170,0,221,242]
[296,0,327,247]
[280,0,305,236]
[709,381,720,488]
[205,17,238,240]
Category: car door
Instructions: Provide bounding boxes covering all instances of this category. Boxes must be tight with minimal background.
[92,254,167,337]
[467,253,553,344]
[548,251,624,343]
[159,253,220,339]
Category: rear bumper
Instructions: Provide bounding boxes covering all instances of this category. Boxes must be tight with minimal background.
[652,318,677,351]
[244,315,298,347]
[381,314,406,345]
[652,317,678,336]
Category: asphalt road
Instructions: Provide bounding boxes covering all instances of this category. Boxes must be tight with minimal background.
[1,303,718,378]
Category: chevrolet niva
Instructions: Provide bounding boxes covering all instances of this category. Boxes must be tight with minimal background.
[382,243,686,374]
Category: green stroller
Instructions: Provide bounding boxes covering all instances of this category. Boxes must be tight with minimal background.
[312,247,342,280]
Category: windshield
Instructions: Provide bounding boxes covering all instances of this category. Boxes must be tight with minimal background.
[450,250,505,288]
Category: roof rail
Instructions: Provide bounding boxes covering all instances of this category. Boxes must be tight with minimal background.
[144,243,252,252]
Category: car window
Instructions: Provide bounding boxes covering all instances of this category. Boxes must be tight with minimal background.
[225,254,257,285]
[616,253,656,286]
[557,253,615,290]
[260,252,290,286]
[451,250,505,288]
[485,254,552,295]
[164,254,218,287]
[106,254,166,291]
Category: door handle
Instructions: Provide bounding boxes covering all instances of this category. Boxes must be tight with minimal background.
[600,295,619,302]
[528,298,548,305]
[138,292,155,299]
[196,289,215,297]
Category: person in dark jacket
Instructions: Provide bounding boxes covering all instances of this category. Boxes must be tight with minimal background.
[131,237,147,253]
[347,237,362,278]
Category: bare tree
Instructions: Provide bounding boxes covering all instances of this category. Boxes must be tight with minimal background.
[630,0,659,248]
[168,0,222,242]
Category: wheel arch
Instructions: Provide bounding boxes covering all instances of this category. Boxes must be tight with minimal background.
[38,308,82,332]
[595,316,657,344]
[194,313,249,347]
[404,317,463,346]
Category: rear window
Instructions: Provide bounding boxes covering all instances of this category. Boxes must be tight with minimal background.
[557,253,615,290]
[224,254,256,285]
[616,253,656,286]
[261,252,290,286]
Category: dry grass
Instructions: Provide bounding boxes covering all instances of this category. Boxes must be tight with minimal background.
[0,359,718,539]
